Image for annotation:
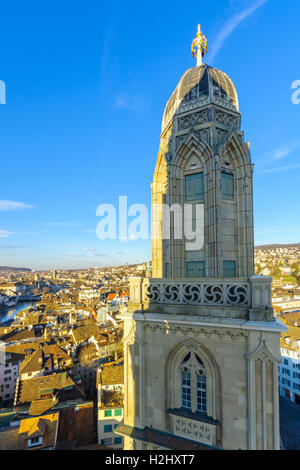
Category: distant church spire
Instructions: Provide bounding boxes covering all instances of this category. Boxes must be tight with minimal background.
[191,24,207,66]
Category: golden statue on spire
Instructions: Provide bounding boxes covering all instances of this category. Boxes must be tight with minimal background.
[191,24,207,66]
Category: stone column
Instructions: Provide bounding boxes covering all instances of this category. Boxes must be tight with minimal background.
[246,336,281,450]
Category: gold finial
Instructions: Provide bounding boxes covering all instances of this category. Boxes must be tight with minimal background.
[191,24,207,66]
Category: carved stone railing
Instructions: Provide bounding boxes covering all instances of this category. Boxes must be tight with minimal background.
[129,275,273,311]
[146,280,250,307]
[169,412,217,447]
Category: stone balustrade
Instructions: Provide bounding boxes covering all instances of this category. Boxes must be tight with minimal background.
[169,412,217,446]
[129,275,273,310]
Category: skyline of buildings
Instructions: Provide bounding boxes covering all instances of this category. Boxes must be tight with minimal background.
[0,0,300,270]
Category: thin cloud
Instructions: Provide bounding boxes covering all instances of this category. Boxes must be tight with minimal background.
[255,229,300,234]
[65,248,107,259]
[83,248,107,258]
[42,222,85,228]
[207,0,269,63]
[114,94,130,109]
[0,230,12,238]
[257,163,300,174]
[0,200,33,211]
[257,139,300,165]
[0,244,26,249]
[120,233,140,242]
[113,92,147,113]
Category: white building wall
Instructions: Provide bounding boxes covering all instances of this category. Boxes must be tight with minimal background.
[97,407,124,448]
[279,347,300,404]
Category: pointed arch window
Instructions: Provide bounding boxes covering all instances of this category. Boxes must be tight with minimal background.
[185,173,204,200]
[180,352,207,413]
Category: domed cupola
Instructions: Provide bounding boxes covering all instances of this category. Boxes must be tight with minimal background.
[159,25,241,158]
[162,64,239,133]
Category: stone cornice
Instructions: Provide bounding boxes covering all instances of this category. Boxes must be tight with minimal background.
[123,312,287,334]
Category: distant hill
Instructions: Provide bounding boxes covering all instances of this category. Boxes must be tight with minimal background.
[255,243,300,250]
[0,266,31,272]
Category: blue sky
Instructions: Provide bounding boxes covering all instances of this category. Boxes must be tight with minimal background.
[0,0,300,270]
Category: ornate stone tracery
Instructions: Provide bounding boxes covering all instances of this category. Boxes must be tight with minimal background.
[146,280,249,306]
[180,352,207,376]
[215,128,228,145]
[213,91,236,111]
[215,110,238,128]
[178,109,208,130]
[177,94,210,114]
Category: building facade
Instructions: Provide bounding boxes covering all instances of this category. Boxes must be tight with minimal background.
[279,328,300,404]
[117,26,288,451]
[97,360,124,448]
[0,342,21,407]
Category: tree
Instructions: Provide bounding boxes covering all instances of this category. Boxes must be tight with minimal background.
[271,266,281,277]
[256,264,262,275]
[292,264,300,277]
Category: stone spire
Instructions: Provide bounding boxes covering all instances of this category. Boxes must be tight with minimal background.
[191,24,207,66]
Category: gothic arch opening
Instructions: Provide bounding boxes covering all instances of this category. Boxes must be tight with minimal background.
[166,339,221,422]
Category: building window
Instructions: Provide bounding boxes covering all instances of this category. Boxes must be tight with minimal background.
[196,372,207,413]
[185,173,204,201]
[104,410,112,417]
[114,409,122,416]
[181,370,191,409]
[180,352,207,414]
[223,261,236,278]
[104,424,113,433]
[28,437,43,448]
[101,438,113,446]
[186,261,205,278]
[221,172,234,198]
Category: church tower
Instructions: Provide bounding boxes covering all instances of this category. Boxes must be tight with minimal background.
[117,26,287,450]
